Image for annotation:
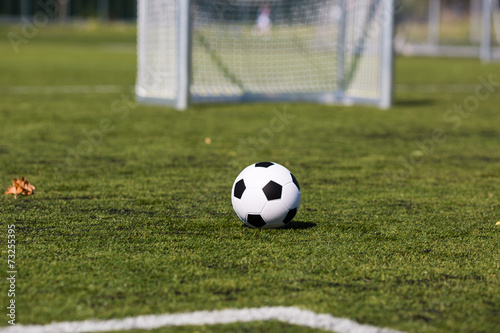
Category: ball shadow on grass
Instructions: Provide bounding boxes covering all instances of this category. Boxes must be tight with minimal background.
[282,221,316,229]
[239,221,317,230]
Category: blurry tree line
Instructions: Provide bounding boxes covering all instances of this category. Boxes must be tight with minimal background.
[1,0,497,24]
[0,0,136,22]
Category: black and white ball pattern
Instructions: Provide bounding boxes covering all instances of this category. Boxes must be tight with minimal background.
[231,162,301,229]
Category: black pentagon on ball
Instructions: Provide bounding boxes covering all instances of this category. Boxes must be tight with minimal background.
[291,173,300,191]
[255,161,274,168]
[262,181,282,200]
[247,214,267,228]
[233,179,246,199]
[283,207,298,225]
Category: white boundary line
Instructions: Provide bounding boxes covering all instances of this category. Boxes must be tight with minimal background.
[0,84,483,95]
[0,85,133,95]
[0,306,404,333]
[396,83,479,94]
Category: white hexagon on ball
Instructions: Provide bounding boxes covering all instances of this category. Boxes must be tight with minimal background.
[231,162,301,229]
[261,200,289,228]
[281,182,301,210]
[240,188,268,214]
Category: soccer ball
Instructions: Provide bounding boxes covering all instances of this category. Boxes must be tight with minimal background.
[231,162,301,229]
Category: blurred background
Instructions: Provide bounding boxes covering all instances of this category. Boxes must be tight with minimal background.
[1,0,499,60]
[0,0,137,23]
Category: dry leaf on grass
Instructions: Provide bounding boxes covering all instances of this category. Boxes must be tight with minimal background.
[5,177,35,199]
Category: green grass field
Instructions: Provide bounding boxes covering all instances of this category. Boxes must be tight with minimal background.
[0,24,499,333]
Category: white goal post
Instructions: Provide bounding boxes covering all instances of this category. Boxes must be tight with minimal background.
[396,0,500,62]
[136,0,395,110]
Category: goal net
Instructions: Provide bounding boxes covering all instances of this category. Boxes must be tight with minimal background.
[136,0,395,109]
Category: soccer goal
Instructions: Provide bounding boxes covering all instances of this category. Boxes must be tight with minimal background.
[136,0,395,110]
[397,0,500,62]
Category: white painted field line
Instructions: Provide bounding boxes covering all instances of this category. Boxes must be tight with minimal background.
[100,42,136,53]
[0,306,404,333]
[395,83,478,94]
[0,85,133,95]
[0,84,481,95]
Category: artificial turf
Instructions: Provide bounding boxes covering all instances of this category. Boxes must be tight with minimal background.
[0,24,499,333]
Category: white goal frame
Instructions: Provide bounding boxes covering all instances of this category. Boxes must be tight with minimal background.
[136,0,395,110]
[396,0,500,62]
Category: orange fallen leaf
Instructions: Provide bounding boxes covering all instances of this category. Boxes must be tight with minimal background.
[5,177,35,199]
